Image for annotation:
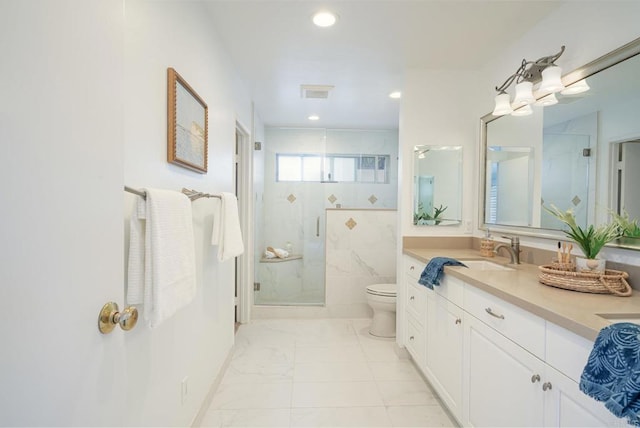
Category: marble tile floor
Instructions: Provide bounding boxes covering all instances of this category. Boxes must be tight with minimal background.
[199,318,456,428]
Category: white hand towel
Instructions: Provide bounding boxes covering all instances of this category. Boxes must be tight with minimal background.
[211,192,244,262]
[126,200,146,305]
[127,188,197,328]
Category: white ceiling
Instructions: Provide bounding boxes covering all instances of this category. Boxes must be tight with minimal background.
[205,1,562,129]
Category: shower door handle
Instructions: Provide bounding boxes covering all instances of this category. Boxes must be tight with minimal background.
[316,216,320,237]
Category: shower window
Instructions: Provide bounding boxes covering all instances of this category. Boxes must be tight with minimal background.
[276,153,390,183]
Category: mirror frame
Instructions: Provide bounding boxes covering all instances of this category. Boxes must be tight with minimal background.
[479,37,640,249]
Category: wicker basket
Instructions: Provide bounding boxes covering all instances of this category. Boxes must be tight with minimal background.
[538,264,632,297]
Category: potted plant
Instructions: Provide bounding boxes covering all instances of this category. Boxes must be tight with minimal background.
[543,204,621,271]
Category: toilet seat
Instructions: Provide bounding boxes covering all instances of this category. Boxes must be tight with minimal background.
[366,284,396,297]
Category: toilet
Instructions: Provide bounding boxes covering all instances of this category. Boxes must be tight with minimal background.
[365,283,397,338]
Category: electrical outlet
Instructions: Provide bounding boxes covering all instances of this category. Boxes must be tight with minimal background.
[181,376,188,405]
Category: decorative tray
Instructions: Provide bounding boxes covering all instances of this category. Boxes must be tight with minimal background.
[538,264,632,297]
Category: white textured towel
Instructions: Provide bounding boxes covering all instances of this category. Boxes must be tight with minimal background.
[127,188,197,328]
[211,192,244,262]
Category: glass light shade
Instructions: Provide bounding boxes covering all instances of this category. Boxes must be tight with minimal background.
[312,11,337,27]
[492,93,513,116]
[539,65,565,94]
[512,81,535,106]
[535,93,558,106]
[511,104,533,116]
[561,79,590,95]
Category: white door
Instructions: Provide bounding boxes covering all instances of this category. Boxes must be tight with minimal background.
[427,294,464,421]
[1,2,127,425]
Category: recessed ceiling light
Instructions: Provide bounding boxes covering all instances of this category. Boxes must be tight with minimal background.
[313,11,337,28]
[308,114,320,121]
[389,91,402,99]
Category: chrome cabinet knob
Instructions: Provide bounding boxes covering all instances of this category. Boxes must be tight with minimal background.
[455,318,462,325]
[542,382,553,391]
[531,374,541,383]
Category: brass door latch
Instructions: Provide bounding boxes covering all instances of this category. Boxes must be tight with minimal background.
[98,302,138,334]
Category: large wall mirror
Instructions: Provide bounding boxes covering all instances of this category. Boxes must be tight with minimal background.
[413,145,462,226]
[480,37,640,250]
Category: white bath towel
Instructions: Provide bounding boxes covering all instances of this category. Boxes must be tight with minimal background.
[127,188,197,328]
[211,192,244,262]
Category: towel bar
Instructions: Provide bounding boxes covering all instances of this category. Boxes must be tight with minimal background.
[124,185,221,201]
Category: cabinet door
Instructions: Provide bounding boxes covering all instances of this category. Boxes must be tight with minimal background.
[427,293,464,422]
[463,313,545,427]
[406,312,426,369]
[543,364,622,427]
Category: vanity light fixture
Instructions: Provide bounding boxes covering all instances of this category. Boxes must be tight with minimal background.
[312,11,337,27]
[492,46,566,116]
[511,104,533,117]
[561,79,590,95]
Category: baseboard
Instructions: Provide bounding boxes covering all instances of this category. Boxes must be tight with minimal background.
[190,344,235,427]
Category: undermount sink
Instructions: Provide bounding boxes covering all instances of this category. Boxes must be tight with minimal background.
[460,260,514,271]
[597,313,640,325]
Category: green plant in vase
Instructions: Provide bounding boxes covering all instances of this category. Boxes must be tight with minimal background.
[543,204,621,270]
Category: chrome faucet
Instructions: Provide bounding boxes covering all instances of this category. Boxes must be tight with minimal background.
[494,235,520,264]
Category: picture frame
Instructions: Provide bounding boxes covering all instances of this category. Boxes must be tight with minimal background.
[167,67,208,173]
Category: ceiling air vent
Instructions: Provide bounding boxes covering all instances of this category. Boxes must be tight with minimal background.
[300,84,334,99]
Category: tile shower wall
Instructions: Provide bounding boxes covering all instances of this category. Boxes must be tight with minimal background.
[255,128,398,308]
[326,209,398,317]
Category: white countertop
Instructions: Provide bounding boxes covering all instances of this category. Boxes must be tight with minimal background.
[403,248,640,341]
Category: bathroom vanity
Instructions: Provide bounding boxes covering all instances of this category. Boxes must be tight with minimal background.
[401,249,640,427]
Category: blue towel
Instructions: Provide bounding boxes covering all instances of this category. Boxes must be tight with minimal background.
[580,323,640,426]
[418,257,466,289]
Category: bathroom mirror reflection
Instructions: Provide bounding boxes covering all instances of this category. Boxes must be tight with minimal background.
[480,37,640,250]
[413,145,462,226]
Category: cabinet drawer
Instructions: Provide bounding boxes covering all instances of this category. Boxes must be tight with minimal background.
[546,322,593,383]
[404,256,423,281]
[406,280,427,322]
[435,274,464,307]
[463,285,545,358]
[406,313,426,366]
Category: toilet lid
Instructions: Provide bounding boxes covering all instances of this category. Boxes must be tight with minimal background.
[366,283,397,297]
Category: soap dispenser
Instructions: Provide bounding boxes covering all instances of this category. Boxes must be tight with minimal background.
[480,229,495,257]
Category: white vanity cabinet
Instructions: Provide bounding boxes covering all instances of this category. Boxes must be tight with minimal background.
[402,256,464,421]
[400,254,629,427]
[403,257,428,367]
[462,284,621,427]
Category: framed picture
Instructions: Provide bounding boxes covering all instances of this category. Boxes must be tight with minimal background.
[167,67,208,173]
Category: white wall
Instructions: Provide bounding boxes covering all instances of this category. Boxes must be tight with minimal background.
[400,70,481,237]
[122,1,255,426]
[326,209,397,318]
